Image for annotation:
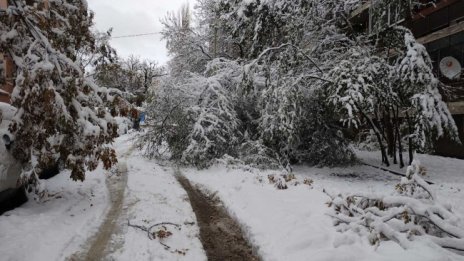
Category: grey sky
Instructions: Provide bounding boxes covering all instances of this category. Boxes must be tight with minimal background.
[88,0,191,65]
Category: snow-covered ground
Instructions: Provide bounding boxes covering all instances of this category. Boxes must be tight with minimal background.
[356,150,464,216]
[0,134,206,261]
[0,166,110,261]
[108,135,205,261]
[183,152,464,261]
[1,134,463,261]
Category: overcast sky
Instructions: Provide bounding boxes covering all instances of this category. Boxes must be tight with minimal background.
[88,0,192,65]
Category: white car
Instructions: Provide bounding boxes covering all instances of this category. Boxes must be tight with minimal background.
[0,102,22,197]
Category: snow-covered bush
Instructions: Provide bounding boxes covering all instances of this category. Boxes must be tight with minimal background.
[182,77,242,168]
[327,50,393,165]
[140,75,200,159]
[148,0,459,171]
[356,130,381,151]
[181,59,243,168]
[303,127,356,167]
[142,59,243,168]
[267,173,314,190]
[238,140,281,170]
[327,161,464,252]
[144,0,360,169]
[327,27,460,167]
[394,30,460,151]
[258,78,307,163]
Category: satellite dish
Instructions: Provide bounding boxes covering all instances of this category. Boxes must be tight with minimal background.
[439,56,462,80]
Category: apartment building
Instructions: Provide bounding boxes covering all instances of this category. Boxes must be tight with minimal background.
[351,0,464,158]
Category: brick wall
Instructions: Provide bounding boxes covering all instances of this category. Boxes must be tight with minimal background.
[0,0,7,103]
[0,0,47,105]
[0,0,7,9]
[0,53,15,104]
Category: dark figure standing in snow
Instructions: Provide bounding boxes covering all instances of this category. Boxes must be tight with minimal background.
[131,109,140,131]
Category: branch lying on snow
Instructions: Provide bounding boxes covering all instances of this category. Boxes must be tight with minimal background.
[326,160,464,252]
[361,162,434,185]
[127,220,181,251]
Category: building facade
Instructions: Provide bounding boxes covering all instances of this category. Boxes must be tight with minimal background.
[0,0,49,104]
[0,0,15,104]
[351,0,464,158]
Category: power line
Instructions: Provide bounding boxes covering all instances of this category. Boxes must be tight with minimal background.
[111,32,161,39]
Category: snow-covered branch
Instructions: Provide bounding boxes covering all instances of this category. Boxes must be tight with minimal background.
[327,160,464,252]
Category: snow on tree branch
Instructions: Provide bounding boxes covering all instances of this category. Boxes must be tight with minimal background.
[0,0,118,192]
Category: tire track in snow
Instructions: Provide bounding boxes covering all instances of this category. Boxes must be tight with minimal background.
[69,147,132,261]
[83,160,128,261]
[176,172,261,261]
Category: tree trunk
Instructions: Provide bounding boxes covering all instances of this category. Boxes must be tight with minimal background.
[360,110,390,166]
[406,112,414,165]
[395,107,404,168]
[392,123,397,165]
[375,130,389,167]
[354,101,390,166]
[408,137,414,165]
[385,109,395,159]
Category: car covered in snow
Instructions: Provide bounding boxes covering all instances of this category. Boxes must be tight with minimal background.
[0,102,25,214]
[114,116,132,136]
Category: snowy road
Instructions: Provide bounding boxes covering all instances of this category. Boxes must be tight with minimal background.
[1,134,463,261]
[101,135,206,261]
[0,134,206,261]
[70,157,129,260]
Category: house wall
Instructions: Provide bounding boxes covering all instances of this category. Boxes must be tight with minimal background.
[0,53,15,104]
[411,0,464,38]
[0,0,12,104]
[0,0,47,104]
[0,0,7,9]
